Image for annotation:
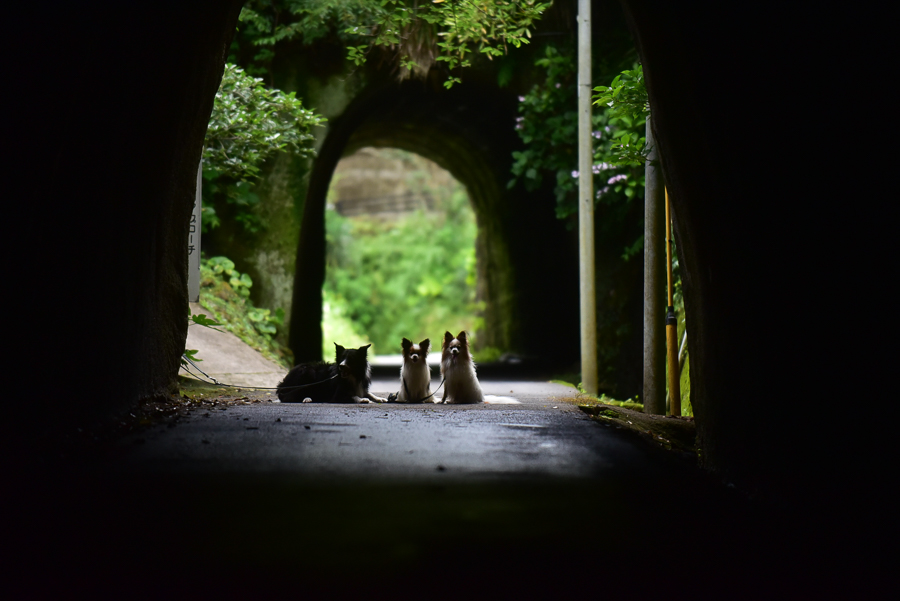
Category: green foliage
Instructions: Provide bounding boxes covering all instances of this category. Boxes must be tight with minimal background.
[193,256,293,368]
[322,289,371,358]
[240,1,387,50]
[189,313,225,332]
[204,63,324,182]
[182,314,227,365]
[667,248,691,416]
[509,45,577,203]
[510,44,645,227]
[511,47,688,397]
[592,64,649,166]
[476,346,503,363]
[324,166,477,355]
[205,256,254,298]
[593,395,643,412]
[248,306,285,336]
[202,63,325,235]
[678,353,692,417]
[233,1,549,87]
[182,348,202,366]
[357,0,551,88]
[565,383,644,412]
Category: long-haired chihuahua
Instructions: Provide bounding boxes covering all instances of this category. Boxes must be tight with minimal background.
[439,331,483,404]
[397,337,433,403]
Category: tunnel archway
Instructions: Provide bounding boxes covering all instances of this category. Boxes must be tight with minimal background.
[323,146,478,358]
[290,78,579,365]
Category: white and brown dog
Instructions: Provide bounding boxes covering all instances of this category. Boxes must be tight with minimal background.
[439,331,483,404]
[396,337,433,403]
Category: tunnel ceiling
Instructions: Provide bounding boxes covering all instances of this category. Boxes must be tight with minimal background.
[334,79,520,219]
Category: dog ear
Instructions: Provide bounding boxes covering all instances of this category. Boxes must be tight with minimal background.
[360,344,371,353]
[334,343,345,361]
[458,331,467,342]
[402,338,412,351]
[420,338,430,353]
[443,331,453,348]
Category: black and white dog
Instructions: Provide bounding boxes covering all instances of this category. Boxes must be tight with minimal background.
[277,343,386,403]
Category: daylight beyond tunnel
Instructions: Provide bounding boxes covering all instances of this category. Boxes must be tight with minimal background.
[291,79,583,373]
[323,147,480,359]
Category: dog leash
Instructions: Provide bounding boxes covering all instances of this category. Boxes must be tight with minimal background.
[180,356,339,391]
[387,377,445,403]
[182,353,439,402]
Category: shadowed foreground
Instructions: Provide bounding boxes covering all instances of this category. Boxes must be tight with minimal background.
[8,379,877,599]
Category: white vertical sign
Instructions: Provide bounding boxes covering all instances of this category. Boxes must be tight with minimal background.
[188,163,202,302]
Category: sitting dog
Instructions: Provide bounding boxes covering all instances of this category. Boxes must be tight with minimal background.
[277,343,386,403]
[439,331,484,404]
[395,338,432,403]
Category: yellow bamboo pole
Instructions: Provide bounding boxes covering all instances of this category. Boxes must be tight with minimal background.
[665,188,681,415]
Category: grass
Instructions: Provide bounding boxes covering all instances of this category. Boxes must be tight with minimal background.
[548,377,645,412]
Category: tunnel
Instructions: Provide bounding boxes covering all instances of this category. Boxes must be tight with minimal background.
[6,2,889,596]
[290,77,582,367]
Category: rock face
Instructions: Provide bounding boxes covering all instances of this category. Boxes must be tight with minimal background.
[8,2,244,432]
[620,0,884,505]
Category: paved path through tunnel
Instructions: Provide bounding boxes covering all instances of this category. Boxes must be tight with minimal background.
[15,374,813,600]
[115,379,651,481]
[16,317,800,600]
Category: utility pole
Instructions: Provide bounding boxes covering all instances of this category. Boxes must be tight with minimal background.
[643,116,666,414]
[577,0,597,395]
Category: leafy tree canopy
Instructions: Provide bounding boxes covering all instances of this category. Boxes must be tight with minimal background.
[204,63,325,183]
[234,0,551,87]
[592,64,649,166]
[202,63,325,233]
[510,45,645,245]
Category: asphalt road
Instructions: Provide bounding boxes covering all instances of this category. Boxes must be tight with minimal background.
[115,379,642,480]
[9,377,851,600]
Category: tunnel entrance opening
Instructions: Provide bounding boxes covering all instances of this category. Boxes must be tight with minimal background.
[291,79,568,366]
[322,147,480,362]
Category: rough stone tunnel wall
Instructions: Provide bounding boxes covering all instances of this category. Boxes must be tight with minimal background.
[8,1,243,434]
[620,0,885,503]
